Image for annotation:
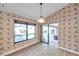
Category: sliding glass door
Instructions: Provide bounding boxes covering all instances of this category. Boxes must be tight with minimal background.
[42,24,49,44]
[42,23,58,45]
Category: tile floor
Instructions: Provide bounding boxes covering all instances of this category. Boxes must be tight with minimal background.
[9,43,77,56]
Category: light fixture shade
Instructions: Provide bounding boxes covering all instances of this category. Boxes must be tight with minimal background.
[37,18,45,23]
[37,3,45,23]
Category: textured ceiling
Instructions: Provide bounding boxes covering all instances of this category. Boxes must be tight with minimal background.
[0,3,69,20]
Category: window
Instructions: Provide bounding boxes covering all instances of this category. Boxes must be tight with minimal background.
[14,20,36,43]
[14,23,27,42]
[28,25,35,39]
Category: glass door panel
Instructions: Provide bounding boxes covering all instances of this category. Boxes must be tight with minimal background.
[42,24,49,44]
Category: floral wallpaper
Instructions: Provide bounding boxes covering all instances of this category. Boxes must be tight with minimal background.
[45,3,79,52]
[0,12,4,54]
[0,11,41,54]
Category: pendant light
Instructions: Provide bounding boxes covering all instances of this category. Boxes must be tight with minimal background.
[37,3,45,23]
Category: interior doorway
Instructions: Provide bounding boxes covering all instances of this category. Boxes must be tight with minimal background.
[49,23,58,46]
[42,23,58,46]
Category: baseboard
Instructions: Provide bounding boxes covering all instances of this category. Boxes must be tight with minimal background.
[58,46,79,56]
[2,40,40,56]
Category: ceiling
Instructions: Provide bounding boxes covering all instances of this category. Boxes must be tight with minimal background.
[0,3,69,20]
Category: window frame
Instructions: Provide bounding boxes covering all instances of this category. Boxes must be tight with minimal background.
[27,24,36,40]
[14,20,36,44]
